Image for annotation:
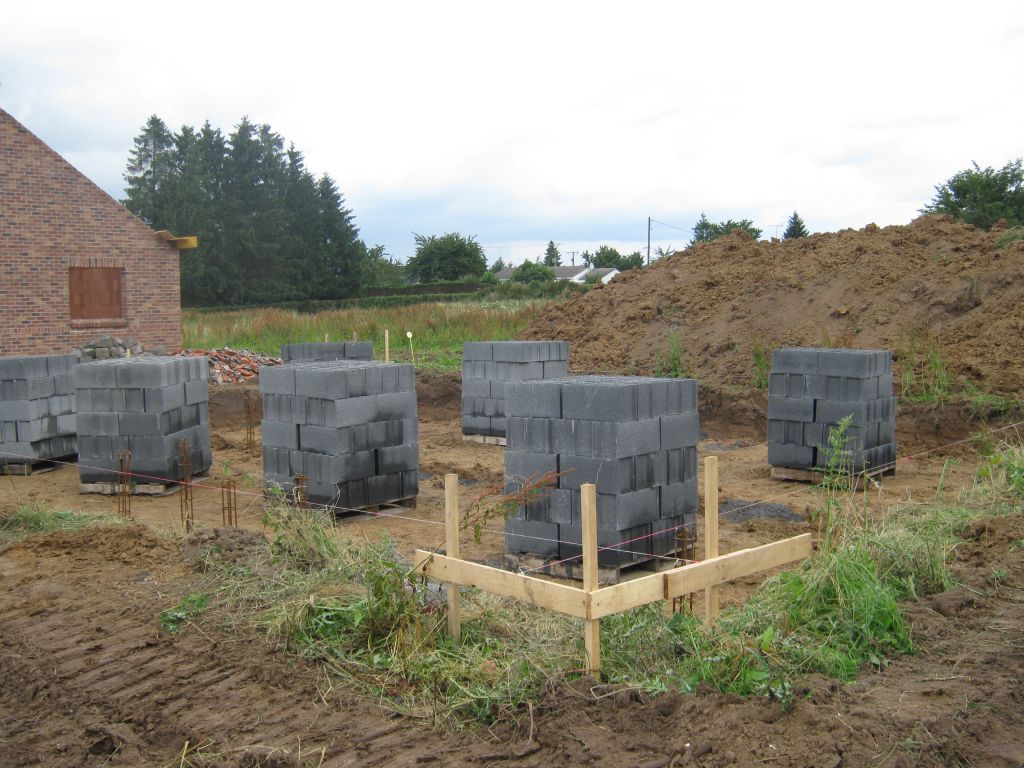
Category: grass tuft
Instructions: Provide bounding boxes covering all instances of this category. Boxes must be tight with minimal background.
[0,502,120,550]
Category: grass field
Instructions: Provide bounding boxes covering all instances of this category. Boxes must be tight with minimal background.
[182,300,552,371]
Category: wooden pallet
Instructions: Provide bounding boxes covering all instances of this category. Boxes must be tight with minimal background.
[79,470,210,496]
[0,454,76,476]
[502,548,689,586]
[338,495,418,516]
[464,434,506,447]
[770,464,895,487]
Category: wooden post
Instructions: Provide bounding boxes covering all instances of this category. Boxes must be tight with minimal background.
[704,456,720,625]
[581,483,601,676]
[444,473,461,644]
[384,329,390,362]
[324,332,328,342]
[352,330,357,341]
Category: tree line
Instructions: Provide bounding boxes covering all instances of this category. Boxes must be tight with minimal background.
[122,115,402,306]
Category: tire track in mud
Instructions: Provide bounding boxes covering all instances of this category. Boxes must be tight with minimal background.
[0,526,477,767]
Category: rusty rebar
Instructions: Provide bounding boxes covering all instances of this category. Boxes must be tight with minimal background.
[293,473,309,509]
[116,450,132,519]
[244,396,257,456]
[221,479,238,527]
[672,525,694,615]
[178,438,193,533]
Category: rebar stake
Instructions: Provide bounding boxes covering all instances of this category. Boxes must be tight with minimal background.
[244,396,257,456]
[221,479,238,527]
[116,450,132,519]
[178,438,194,533]
[293,473,309,509]
[672,525,694,614]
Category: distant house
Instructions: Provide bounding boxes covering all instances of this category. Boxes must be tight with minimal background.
[0,108,195,356]
[495,265,620,284]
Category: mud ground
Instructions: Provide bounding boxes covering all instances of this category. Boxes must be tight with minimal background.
[1,375,1021,767]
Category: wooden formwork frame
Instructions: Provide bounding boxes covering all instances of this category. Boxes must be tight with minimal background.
[413,458,812,676]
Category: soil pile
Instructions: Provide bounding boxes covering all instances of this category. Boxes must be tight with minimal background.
[522,215,1024,397]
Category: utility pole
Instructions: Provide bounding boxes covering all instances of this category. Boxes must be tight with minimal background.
[647,217,652,266]
[569,250,578,266]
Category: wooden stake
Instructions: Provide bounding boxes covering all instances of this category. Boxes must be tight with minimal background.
[581,483,601,676]
[384,329,390,362]
[704,456,720,625]
[352,330,357,341]
[444,473,461,644]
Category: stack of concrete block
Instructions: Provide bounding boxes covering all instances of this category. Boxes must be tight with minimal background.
[280,341,372,362]
[260,359,418,508]
[462,341,569,439]
[0,354,79,466]
[75,357,211,484]
[503,375,699,568]
[767,348,896,473]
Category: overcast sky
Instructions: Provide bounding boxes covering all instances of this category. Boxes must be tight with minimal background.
[3,1,1023,266]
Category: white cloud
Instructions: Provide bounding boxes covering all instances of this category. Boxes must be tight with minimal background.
[2,0,1023,263]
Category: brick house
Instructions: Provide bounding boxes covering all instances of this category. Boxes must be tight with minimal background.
[0,108,193,356]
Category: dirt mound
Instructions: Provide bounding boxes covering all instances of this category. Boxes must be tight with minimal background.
[522,215,1024,397]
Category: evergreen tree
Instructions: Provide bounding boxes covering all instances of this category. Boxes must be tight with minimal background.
[316,174,364,298]
[783,210,809,239]
[122,114,369,306]
[122,114,174,226]
[489,257,507,273]
[543,240,561,267]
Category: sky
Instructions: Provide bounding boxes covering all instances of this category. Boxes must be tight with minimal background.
[3,1,1023,267]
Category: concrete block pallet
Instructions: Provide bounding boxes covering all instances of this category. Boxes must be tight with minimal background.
[462,341,569,440]
[0,353,80,467]
[503,375,699,569]
[280,341,372,362]
[767,348,896,476]
[260,359,419,509]
[75,356,212,489]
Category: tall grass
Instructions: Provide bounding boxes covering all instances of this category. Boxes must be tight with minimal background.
[0,502,121,551]
[199,444,1022,723]
[897,331,952,403]
[182,300,552,371]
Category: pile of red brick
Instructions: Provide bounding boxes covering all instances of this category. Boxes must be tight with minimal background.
[170,348,281,384]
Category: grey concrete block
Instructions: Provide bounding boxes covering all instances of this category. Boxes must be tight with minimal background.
[506,380,562,418]
[559,455,633,494]
[264,420,301,449]
[767,442,815,469]
[505,451,559,489]
[118,411,171,436]
[143,384,186,413]
[817,348,887,378]
[461,414,490,435]
[463,342,493,361]
[345,341,373,360]
[660,412,700,451]
[184,379,208,405]
[294,366,350,400]
[376,392,417,420]
[74,360,119,389]
[814,399,868,426]
[367,419,404,448]
[259,365,296,395]
[507,361,545,381]
[505,519,559,556]
[561,377,637,422]
[377,444,418,474]
[77,412,120,436]
[546,488,573,524]
[114,360,174,389]
[767,396,815,422]
[492,341,551,363]
[772,348,819,374]
[506,416,551,453]
[661,479,698,518]
[543,360,568,378]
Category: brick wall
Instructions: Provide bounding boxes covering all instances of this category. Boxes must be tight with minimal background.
[0,108,182,356]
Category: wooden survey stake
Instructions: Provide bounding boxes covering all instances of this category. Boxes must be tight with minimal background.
[704,456,720,624]
[445,473,462,644]
[581,483,601,676]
